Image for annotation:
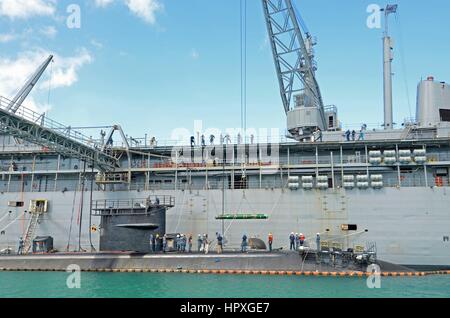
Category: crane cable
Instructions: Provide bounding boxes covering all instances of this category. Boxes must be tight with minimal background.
[394,10,413,120]
[240,0,247,141]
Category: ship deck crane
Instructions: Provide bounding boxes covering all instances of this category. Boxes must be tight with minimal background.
[6,55,54,113]
[262,0,327,140]
[0,56,119,171]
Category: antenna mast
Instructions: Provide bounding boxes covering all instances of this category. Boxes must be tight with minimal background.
[382,4,397,130]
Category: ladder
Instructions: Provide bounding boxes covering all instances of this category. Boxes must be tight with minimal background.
[23,212,41,254]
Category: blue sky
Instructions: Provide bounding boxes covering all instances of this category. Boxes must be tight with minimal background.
[1,0,450,142]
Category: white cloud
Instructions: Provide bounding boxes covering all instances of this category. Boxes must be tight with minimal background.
[90,39,104,49]
[94,0,114,8]
[93,0,163,24]
[190,49,200,60]
[0,48,93,113]
[40,26,57,38]
[124,0,162,24]
[0,32,15,43]
[0,0,56,19]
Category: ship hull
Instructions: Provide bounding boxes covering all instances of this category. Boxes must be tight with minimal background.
[1,187,448,268]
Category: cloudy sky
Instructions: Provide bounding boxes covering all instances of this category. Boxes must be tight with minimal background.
[0,0,449,142]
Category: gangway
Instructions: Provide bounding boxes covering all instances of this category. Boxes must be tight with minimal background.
[22,212,41,254]
[0,96,119,171]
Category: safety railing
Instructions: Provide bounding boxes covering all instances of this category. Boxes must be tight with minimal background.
[91,195,175,215]
[0,96,101,149]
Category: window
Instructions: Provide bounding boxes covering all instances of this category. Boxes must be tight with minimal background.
[440,109,450,122]
[328,116,334,128]
[8,201,24,207]
[29,200,48,213]
[341,224,358,231]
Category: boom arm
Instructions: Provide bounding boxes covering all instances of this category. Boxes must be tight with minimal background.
[262,0,327,138]
[7,55,53,113]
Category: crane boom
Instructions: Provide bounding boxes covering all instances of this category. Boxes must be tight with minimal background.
[262,0,327,139]
[7,55,53,113]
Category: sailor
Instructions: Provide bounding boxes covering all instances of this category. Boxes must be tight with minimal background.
[352,130,356,141]
[268,233,273,252]
[182,235,187,252]
[155,234,161,252]
[163,234,167,253]
[295,233,299,250]
[190,136,195,147]
[210,134,215,145]
[220,133,224,144]
[155,197,160,205]
[241,234,248,252]
[250,134,255,144]
[178,234,183,252]
[289,232,295,250]
[197,234,203,252]
[216,233,223,254]
[204,234,210,254]
[316,233,321,251]
[345,130,351,142]
[149,234,154,253]
[225,134,231,144]
[18,237,24,255]
[188,234,193,253]
[201,135,206,147]
[237,133,242,144]
[315,128,323,142]
[299,233,305,247]
[358,129,365,141]
[150,137,157,147]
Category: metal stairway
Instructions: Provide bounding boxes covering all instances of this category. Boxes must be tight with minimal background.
[22,212,41,254]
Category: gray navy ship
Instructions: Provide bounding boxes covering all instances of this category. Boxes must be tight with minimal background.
[0,1,449,270]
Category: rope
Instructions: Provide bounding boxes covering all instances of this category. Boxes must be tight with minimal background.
[0,211,26,233]
[394,11,413,120]
[46,60,54,116]
[0,212,10,224]
[66,175,80,251]
[240,0,247,141]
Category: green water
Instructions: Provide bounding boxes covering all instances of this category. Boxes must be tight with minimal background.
[0,272,449,298]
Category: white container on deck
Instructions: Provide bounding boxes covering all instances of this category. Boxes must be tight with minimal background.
[369,158,382,165]
[383,150,396,157]
[301,176,314,183]
[343,175,355,182]
[370,175,383,182]
[288,183,299,190]
[316,182,329,190]
[399,156,412,163]
[343,182,355,189]
[413,149,427,156]
[288,176,300,182]
[414,156,427,164]
[357,182,369,189]
[398,149,412,156]
[369,150,382,157]
[384,157,397,165]
[371,181,384,189]
[316,176,328,182]
[356,175,369,182]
